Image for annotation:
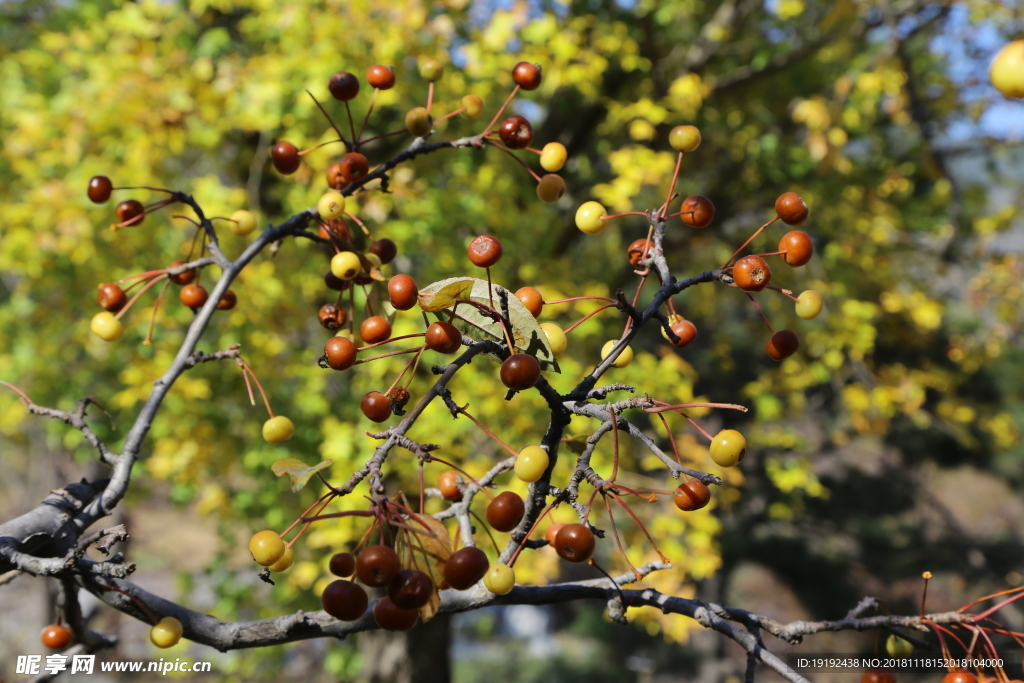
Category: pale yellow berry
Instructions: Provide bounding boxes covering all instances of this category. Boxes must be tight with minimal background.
[710,429,746,467]
[318,191,346,219]
[669,125,701,152]
[248,530,286,566]
[515,446,549,483]
[483,564,515,595]
[90,312,123,342]
[540,322,567,358]
[268,546,295,572]
[331,251,361,280]
[229,210,257,236]
[575,201,607,234]
[462,95,484,118]
[601,340,633,368]
[795,290,823,320]
[150,617,183,648]
[540,142,567,172]
[262,416,295,444]
[990,40,1024,99]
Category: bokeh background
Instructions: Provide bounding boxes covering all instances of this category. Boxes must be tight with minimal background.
[1,0,1023,681]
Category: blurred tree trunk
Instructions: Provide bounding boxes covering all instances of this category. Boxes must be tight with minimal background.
[359,613,451,683]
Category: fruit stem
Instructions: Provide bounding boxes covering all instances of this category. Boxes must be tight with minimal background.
[654,412,683,465]
[0,380,32,406]
[117,269,167,285]
[600,212,648,219]
[433,107,466,124]
[607,491,670,563]
[469,509,502,553]
[482,84,521,138]
[298,138,345,156]
[543,296,617,304]
[722,216,780,268]
[113,185,177,196]
[99,585,160,625]
[664,406,714,441]
[344,100,358,148]
[621,275,647,338]
[114,273,168,321]
[603,495,642,579]
[588,557,632,607]
[563,304,616,335]
[344,211,374,242]
[352,346,424,365]
[646,401,748,414]
[359,128,408,145]
[456,406,520,458]
[285,492,337,546]
[426,82,434,114]
[236,357,274,418]
[660,152,685,219]
[141,278,172,347]
[384,345,427,396]
[484,138,542,182]
[507,502,557,568]
[403,347,427,390]
[306,89,350,151]
[959,585,1024,614]
[746,293,775,335]
[357,333,426,352]
[767,285,800,302]
[608,407,620,483]
[356,88,380,145]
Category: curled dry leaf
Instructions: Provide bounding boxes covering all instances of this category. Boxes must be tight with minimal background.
[271,458,334,492]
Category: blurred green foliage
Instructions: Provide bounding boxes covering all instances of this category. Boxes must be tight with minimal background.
[1,0,1022,679]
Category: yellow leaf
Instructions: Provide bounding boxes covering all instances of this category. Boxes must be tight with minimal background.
[417,279,475,312]
[271,458,334,492]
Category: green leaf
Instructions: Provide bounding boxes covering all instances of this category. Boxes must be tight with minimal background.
[417,277,560,372]
[271,458,334,492]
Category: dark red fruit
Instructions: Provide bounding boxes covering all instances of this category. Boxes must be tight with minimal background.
[732,255,771,292]
[97,283,127,312]
[367,65,396,90]
[544,523,565,545]
[179,284,209,309]
[512,62,542,90]
[325,336,357,371]
[515,287,544,318]
[369,238,397,265]
[627,238,654,268]
[443,546,489,590]
[329,552,356,577]
[116,199,145,226]
[467,235,502,268]
[373,596,419,631]
[167,261,196,285]
[860,669,896,683]
[339,152,370,184]
[328,72,360,101]
[360,315,392,344]
[498,115,533,150]
[321,579,368,621]
[765,330,799,361]
[775,192,808,225]
[680,195,715,228]
[388,274,418,311]
[673,480,711,511]
[356,545,401,587]
[425,321,462,354]
[326,162,345,190]
[40,624,72,649]
[779,230,813,267]
[325,270,349,292]
[500,353,540,391]
[361,391,392,423]
[88,176,113,203]
[486,491,525,532]
[387,569,435,610]
[217,290,237,310]
[942,672,977,683]
[669,319,697,348]
[553,523,595,563]
[318,303,347,330]
[438,471,462,501]
[271,141,301,174]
